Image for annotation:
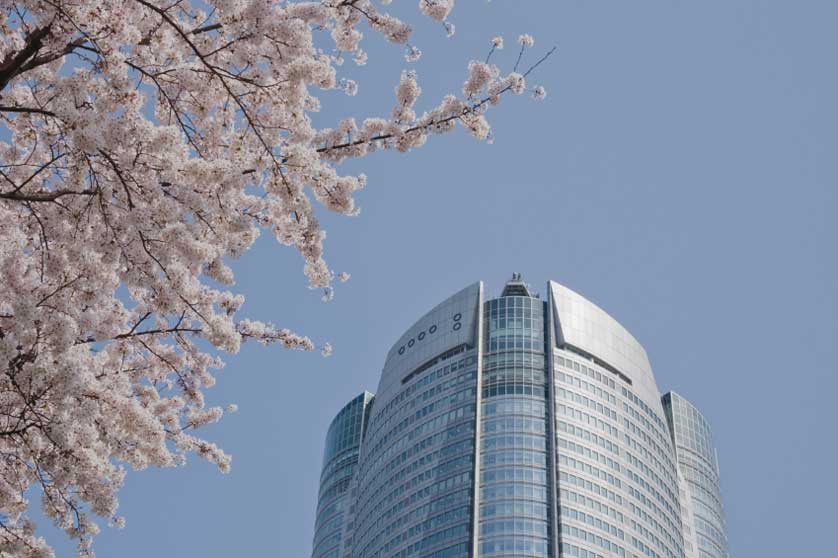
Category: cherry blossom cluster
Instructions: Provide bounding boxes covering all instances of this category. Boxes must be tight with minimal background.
[0,1,549,556]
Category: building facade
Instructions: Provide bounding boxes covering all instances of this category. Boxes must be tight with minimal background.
[311,277,728,558]
[312,392,374,558]
[662,393,728,558]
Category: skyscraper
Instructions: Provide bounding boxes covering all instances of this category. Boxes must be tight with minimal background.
[662,393,728,558]
[311,277,728,558]
[312,392,374,558]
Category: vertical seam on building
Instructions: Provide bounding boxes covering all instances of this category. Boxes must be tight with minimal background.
[545,286,561,558]
[469,282,485,558]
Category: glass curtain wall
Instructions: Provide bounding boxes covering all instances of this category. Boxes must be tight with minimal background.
[478,295,551,558]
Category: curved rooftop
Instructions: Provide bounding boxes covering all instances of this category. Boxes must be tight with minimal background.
[549,281,659,404]
[376,282,483,403]
[374,278,663,408]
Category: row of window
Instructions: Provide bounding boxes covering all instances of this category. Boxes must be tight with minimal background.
[356,419,473,523]
[364,387,474,465]
[480,499,549,520]
[621,386,669,435]
[322,395,368,467]
[484,416,546,435]
[351,425,473,544]
[379,506,469,556]
[359,403,474,494]
[630,516,681,558]
[623,431,676,498]
[379,487,470,542]
[354,473,471,557]
[560,541,605,558]
[629,502,684,556]
[557,420,621,455]
[480,518,549,537]
[484,367,547,385]
[380,523,468,558]
[484,351,545,371]
[623,400,672,454]
[483,398,547,418]
[480,483,549,503]
[625,468,679,522]
[625,484,681,546]
[560,504,626,540]
[559,470,624,505]
[483,433,547,452]
[410,369,476,408]
[629,502,689,547]
[484,383,547,398]
[558,437,621,472]
[482,449,547,468]
[482,466,547,485]
[406,542,467,558]
[555,353,618,390]
[485,333,544,352]
[559,488,625,524]
[624,450,678,505]
[376,441,473,496]
[560,523,626,557]
[556,370,618,406]
[479,537,549,557]
[558,404,620,438]
[558,387,619,422]
[559,454,622,489]
[624,417,678,490]
[364,354,474,445]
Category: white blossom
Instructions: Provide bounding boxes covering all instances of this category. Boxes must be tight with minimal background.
[419,0,455,22]
[341,78,359,96]
[0,2,549,556]
[405,45,423,63]
[492,36,504,49]
[518,33,535,47]
[533,85,547,100]
[463,61,499,97]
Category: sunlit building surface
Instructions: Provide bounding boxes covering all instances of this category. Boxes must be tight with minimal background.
[662,393,728,558]
[311,277,728,558]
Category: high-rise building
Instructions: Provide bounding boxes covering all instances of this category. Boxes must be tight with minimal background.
[662,393,728,558]
[312,392,374,558]
[311,277,728,558]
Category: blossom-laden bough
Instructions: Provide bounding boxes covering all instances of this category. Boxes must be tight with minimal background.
[0,1,552,555]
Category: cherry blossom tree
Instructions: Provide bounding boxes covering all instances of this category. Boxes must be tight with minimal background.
[0,1,551,556]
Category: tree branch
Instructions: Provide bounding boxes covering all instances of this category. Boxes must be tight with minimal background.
[0,189,95,202]
[0,25,52,92]
[0,105,57,116]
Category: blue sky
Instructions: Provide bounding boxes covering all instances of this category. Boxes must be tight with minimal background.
[37,1,836,557]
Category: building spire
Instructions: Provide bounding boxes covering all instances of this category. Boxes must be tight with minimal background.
[500,272,533,297]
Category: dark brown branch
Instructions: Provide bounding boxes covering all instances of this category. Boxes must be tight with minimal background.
[135,0,300,217]
[0,25,52,92]
[3,151,68,195]
[124,311,153,337]
[77,325,201,344]
[191,23,222,35]
[0,105,56,116]
[522,46,557,78]
[97,149,136,209]
[0,189,95,202]
[313,46,558,157]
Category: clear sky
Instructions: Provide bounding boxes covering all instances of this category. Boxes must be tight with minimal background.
[39,1,836,557]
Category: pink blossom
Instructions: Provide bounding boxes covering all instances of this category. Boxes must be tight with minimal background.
[0,2,548,555]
